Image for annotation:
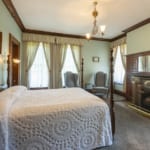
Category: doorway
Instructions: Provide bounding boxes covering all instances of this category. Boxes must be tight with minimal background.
[8,34,20,87]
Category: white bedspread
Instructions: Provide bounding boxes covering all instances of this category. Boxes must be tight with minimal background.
[0,86,112,150]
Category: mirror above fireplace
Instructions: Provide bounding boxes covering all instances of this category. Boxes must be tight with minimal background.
[138,55,150,72]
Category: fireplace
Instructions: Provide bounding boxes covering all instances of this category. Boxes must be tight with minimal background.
[131,74,150,111]
[141,83,150,110]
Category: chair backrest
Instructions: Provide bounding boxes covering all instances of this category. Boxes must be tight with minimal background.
[95,71,106,87]
[64,71,79,87]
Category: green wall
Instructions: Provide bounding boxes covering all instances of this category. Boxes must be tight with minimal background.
[0,0,22,86]
[82,40,110,86]
[127,24,150,54]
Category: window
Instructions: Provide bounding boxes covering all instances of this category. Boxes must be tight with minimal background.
[61,45,78,86]
[29,43,48,88]
[114,46,125,84]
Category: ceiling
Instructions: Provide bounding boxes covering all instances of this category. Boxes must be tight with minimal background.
[11,0,150,39]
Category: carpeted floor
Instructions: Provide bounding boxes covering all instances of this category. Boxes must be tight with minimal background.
[113,94,125,101]
[97,101,150,150]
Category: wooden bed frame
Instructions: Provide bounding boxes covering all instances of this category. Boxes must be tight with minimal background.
[80,49,115,136]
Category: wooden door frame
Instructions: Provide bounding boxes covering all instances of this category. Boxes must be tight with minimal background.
[8,33,20,87]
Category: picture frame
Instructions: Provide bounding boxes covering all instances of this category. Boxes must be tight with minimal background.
[92,56,99,62]
[0,32,2,54]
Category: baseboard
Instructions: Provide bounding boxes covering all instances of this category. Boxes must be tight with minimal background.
[114,89,126,97]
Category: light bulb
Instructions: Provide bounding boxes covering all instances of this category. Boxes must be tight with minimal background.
[100,25,106,36]
[86,33,91,40]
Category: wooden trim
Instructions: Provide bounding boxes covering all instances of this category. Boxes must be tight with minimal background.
[3,0,149,41]
[81,58,84,88]
[8,33,20,87]
[2,0,25,31]
[110,33,126,42]
[126,50,150,56]
[24,29,111,42]
[123,18,150,33]
[0,32,2,53]
[2,0,110,41]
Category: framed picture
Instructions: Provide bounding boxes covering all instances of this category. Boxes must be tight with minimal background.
[0,32,2,54]
[92,56,99,62]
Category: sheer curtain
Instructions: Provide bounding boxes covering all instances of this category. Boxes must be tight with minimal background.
[25,42,40,88]
[61,45,78,86]
[70,45,81,84]
[114,45,126,85]
[120,44,127,91]
[29,43,49,88]
[43,42,51,88]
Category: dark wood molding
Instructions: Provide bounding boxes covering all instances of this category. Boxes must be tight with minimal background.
[123,18,150,33]
[126,50,150,56]
[24,29,111,42]
[1,0,110,41]
[2,0,149,41]
[2,0,25,31]
[0,32,2,53]
[110,33,126,42]
[8,33,20,87]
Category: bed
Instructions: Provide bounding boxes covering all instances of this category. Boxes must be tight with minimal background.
[0,86,112,150]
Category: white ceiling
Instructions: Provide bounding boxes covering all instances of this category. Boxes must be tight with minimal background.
[12,0,150,39]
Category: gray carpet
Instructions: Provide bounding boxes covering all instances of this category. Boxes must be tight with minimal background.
[97,102,150,150]
[113,94,125,101]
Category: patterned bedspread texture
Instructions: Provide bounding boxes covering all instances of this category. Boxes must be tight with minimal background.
[0,86,112,150]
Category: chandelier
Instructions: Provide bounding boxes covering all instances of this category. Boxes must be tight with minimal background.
[86,1,106,39]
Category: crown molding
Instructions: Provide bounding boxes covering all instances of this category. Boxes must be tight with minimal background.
[2,0,150,42]
[122,18,150,33]
[2,0,25,31]
[110,33,126,42]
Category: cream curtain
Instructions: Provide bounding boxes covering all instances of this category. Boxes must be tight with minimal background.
[23,33,83,45]
[111,37,126,48]
[50,43,55,88]
[59,44,67,87]
[25,42,40,88]
[43,42,51,88]
[50,43,67,88]
[70,45,81,84]
[55,44,67,88]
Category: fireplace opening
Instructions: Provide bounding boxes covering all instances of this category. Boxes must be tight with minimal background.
[131,74,150,112]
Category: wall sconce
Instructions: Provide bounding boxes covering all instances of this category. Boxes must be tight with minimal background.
[13,58,20,64]
[0,54,3,64]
